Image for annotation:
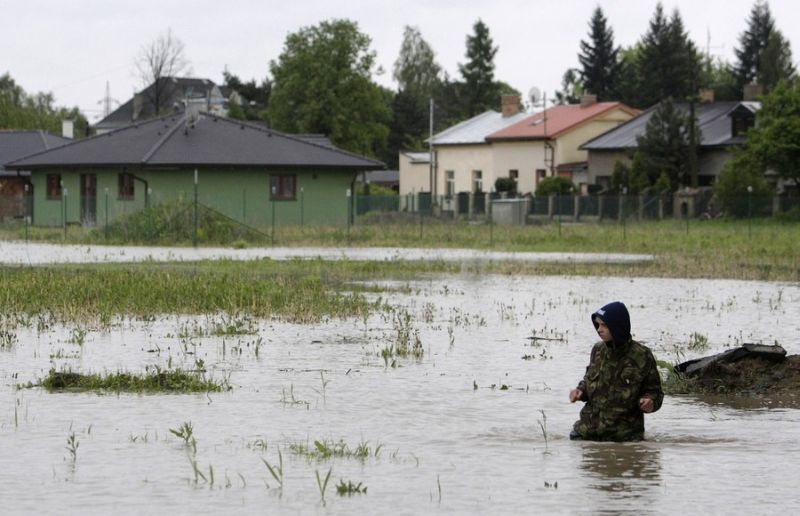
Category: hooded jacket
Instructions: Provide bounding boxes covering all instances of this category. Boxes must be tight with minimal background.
[592,301,630,346]
[574,301,664,441]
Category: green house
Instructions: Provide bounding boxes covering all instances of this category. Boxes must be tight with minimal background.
[7,113,383,227]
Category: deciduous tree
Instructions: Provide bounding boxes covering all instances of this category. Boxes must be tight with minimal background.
[134,28,192,115]
[0,73,87,136]
[266,19,391,158]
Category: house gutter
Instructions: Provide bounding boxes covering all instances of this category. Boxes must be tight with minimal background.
[132,174,150,209]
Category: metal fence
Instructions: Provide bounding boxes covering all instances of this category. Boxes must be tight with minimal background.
[1,189,798,246]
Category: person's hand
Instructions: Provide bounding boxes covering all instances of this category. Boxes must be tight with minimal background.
[569,389,583,403]
[639,397,654,413]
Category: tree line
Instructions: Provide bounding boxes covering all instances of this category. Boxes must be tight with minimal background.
[0,0,796,182]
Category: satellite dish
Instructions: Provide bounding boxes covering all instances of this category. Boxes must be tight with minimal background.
[528,86,541,105]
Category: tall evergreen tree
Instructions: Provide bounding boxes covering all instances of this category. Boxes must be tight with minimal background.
[733,1,795,94]
[577,6,620,101]
[458,19,499,117]
[635,97,696,190]
[733,1,773,90]
[635,3,700,108]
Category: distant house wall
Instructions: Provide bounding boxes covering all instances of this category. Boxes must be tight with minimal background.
[586,147,734,189]
[554,110,635,166]
[435,144,494,195]
[30,167,354,227]
[586,150,632,186]
[491,141,546,194]
[698,148,732,182]
[398,153,430,195]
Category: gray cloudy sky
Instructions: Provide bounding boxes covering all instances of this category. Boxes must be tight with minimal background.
[2,0,798,122]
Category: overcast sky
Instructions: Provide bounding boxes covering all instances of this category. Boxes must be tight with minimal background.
[2,0,798,122]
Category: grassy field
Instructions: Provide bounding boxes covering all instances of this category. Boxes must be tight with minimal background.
[2,218,797,281]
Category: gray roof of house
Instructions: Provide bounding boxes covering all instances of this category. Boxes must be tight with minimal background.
[7,113,384,170]
[0,130,71,175]
[429,110,529,145]
[358,169,399,184]
[93,77,220,131]
[402,151,430,164]
[581,101,761,151]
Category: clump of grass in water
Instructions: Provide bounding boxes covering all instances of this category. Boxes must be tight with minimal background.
[656,359,694,395]
[66,431,79,462]
[0,328,18,349]
[261,450,284,490]
[35,366,228,393]
[336,479,367,496]
[537,409,550,454]
[316,468,332,505]
[289,438,381,462]
[688,331,710,351]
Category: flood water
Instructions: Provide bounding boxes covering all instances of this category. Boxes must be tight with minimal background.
[1,247,799,514]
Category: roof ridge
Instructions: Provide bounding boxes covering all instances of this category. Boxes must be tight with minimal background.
[141,114,188,163]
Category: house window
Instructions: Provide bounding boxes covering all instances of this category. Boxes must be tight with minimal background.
[509,169,519,181]
[472,170,483,193]
[445,170,455,198]
[46,174,62,199]
[270,174,296,200]
[732,115,755,137]
[118,173,135,200]
[536,169,547,187]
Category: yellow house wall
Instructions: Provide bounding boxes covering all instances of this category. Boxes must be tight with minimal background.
[553,108,636,165]
[490,141,547,194]
[435,144,494,195]
[398,153,431,195]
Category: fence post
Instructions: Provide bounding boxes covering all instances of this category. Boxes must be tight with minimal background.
[346,188,352,244]
[574,194,580,221]
[63,186,68,241]
[271,185,277,246]
[747,185,753,238]
[300,187,304,227]
[193,169,198,248]
[104,188,109,238]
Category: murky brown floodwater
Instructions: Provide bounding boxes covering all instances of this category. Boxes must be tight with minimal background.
[1,246,798,514]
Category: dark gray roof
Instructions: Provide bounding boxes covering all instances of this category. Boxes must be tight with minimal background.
[7,113,384,170]
[581,101,761,151]
[93,77,220,131]
[0,130,71,175]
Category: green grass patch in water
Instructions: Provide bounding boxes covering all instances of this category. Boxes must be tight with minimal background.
[34,366,228,393]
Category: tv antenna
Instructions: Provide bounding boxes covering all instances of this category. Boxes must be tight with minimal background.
[528,85,553,175]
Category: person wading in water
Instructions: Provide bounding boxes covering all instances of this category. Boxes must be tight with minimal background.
[569,301,663,441]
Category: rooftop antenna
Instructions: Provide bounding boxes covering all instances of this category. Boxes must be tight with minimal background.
[529,86,553,176]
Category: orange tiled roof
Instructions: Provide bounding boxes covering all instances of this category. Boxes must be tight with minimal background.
[486,102,639,141]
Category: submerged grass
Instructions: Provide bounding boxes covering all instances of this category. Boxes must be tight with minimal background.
[0,260,379,323]
[35,366,227,393]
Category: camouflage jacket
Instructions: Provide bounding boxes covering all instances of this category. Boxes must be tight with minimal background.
[573,339,663,441]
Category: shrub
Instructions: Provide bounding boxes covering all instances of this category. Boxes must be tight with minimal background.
[535,176,576,196]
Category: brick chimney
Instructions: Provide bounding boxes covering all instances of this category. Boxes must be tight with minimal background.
[743,83,763,101]
[698,88,715,103]
[580,94,597,107]
[501,94,520,117]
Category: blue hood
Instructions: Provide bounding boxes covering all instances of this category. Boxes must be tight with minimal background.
[592,301,631,345]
